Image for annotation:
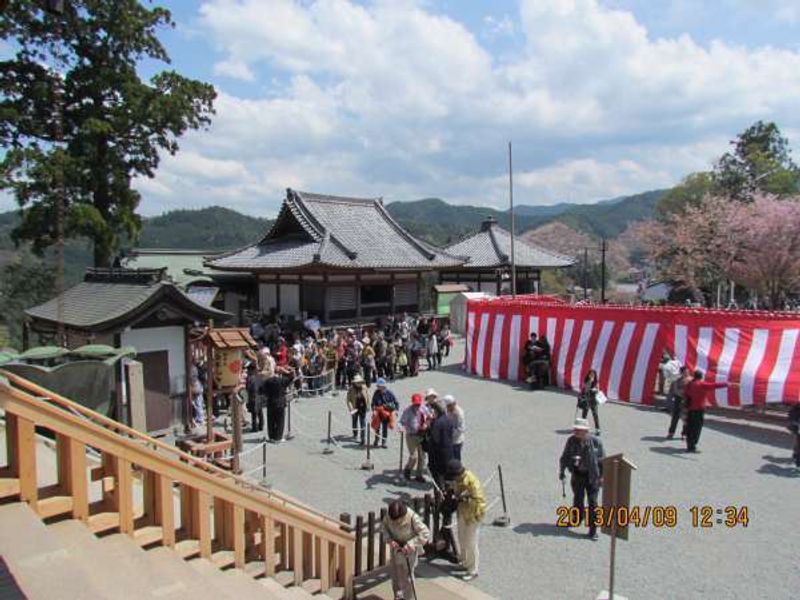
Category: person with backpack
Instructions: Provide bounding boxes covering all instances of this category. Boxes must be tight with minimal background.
[381,500,431,600]
[559,418,605,540]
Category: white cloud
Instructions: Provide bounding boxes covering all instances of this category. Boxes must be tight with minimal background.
[133,0,800,215]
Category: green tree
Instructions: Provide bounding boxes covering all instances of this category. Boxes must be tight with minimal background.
[712,120,800,202]
[0,251,56,348]
[655,171,713,218]
[1,0,216,267]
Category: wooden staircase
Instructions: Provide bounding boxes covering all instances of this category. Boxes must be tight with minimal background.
[0,371,354,600]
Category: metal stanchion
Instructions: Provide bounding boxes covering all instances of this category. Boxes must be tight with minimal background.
[285,397,295,440]
[323,410,334,455]
[361,422,374,470]
[261,436,267,480]
[398,430,404,471]
[493,464,511,527]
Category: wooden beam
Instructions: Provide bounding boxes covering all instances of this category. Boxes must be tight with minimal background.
[293,525,303,585]
[319,538,331,592]
[65,436,88,522]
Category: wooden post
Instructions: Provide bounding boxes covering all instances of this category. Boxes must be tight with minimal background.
[183,324,193,434]
[196,490,212,558]
[293,525,303,585]
[155,474,175,547]
[233,505,245,568]
[115,457,134,535]
[206,321,215,444]
[56,433,88,522]
[367,511,376,572]
[608,458,619,599]
[355,275,362,319]
[354,515,363,576]
[320,537,331,592]
[261,514,275,577]
[14,416,37,507]
[231,392,242,474]
[378,507,387,567]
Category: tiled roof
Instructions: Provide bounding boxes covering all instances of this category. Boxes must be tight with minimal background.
[208,189,466,272]
[445,217,574,269]
[26,272,230,332]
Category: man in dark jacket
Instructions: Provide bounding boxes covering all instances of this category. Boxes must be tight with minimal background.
[261,366,294,443]
[559,418,605,540]
[427,402,455,490]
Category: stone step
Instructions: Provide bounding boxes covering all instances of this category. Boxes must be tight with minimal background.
[0,503,106,600]
[187,557,283,599]
[48,519,185,600]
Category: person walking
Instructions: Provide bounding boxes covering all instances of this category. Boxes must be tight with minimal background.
[427,401,455,490]
[684,369,737,453]
[445,459,486,582]
[788,402,800,467]
[362,340,377,387]
[559,418,605,540]
[381,500,431,600]
[444,395,465,460]
[371,378,399,448]
[346,374,369,445]
[578,369,601,433]
[426,333,439,371]
[666,366,691,439]
[400,393,430,482]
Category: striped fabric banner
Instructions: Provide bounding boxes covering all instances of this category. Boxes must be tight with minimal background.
[464,298,800,406]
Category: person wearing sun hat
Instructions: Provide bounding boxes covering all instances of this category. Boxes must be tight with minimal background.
[346,374,369,445]
[399,393,431,481]
[559,418,605,540]
[445,459,486,582]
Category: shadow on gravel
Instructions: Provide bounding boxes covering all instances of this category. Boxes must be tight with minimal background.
[756,454,800,478]
[703,418,791,449]
[641,435,670,442]
[756,463,800,478]
[513,522,583,538]
[649,446,691,459]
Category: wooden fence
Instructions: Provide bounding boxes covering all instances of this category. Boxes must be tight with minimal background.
[0,370,355,597]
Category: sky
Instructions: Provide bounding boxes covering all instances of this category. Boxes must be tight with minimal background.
[8,0,800,217]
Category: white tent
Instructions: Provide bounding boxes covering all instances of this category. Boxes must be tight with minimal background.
[449,292,489,335]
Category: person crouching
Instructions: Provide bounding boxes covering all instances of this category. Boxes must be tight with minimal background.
[381,500,431,600]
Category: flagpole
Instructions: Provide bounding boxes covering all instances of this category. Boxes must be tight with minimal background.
[509,141,516,297]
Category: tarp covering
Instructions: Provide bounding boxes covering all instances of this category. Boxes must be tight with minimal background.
[464,297,800,406]
[450,292,489,335]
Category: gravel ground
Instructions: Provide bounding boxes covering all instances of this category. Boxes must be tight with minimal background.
[244,341,798,600]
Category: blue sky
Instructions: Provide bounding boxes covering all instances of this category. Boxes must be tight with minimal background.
[7,0,800,217]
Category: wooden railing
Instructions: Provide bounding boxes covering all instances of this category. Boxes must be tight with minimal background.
[0,370,354,597]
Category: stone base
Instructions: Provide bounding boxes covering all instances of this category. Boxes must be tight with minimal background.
[596,591,628,600]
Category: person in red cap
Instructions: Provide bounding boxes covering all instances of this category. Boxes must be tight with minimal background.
[399,393,431,482]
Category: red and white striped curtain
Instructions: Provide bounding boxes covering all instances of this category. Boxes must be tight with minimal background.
[464,298,800,406]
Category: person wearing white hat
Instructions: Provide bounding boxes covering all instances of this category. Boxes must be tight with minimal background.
[346,374,369,445]
[558,418,605,540]
[444,395,465,460]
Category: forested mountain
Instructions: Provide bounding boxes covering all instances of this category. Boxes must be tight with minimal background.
[0,188,662,285]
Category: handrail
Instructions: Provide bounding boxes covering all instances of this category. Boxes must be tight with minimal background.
[0,370,350,541]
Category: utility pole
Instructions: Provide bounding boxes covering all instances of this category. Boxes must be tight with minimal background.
[508,141,516,297]
[600,238,607,304]
[583,247,589,301]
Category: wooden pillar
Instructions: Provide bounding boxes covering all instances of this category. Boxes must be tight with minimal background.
[323,274,330,323]
[56,435,88,522]
[390,273,396,315]
[183,324,193,433]
[113,456,134,535]
[261,515,276,577]
[496,271,501,296]
[206,320,214,444]
[320,538,331,592]
[293,526,303,585]
[233,505,245,568]
[276,275,281,315]
[416,272,422,312]
[355,275,361,319]
[196,490,212,558]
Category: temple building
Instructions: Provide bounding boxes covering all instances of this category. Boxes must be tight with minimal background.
[440,216,574,295]
[206,189,466,323]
